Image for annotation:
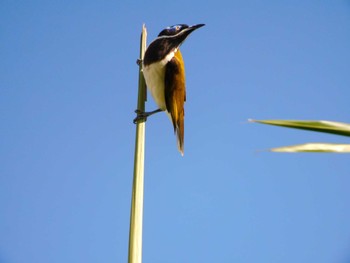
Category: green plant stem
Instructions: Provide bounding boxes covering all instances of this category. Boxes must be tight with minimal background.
[128,24,147,263]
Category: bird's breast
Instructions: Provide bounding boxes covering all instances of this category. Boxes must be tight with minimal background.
[143,62,166,110]
[142,49,177,111]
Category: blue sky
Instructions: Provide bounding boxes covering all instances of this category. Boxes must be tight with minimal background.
[1,1,350,262]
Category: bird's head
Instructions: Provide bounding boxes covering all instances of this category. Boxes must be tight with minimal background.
[143,23,205,66]
[158,24,205,38]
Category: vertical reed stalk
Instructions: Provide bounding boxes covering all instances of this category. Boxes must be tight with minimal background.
[128,24,147,263]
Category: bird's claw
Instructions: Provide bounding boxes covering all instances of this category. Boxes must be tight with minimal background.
[133,108,162,124]
[133,110,147,124]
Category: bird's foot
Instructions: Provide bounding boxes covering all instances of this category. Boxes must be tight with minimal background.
[133,110,147,124]
[133,109,163,124]
[136,59,143,66]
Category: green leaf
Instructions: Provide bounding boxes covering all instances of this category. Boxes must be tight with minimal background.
[249,119,350,137]
[271,143,350,153]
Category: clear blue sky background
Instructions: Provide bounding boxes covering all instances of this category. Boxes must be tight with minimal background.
[1,1,350,263]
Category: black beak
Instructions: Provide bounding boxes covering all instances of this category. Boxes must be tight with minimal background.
[187,23,205,33]
[190,24,206,30]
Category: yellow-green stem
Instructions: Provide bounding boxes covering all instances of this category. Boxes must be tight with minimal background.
[128,24,147,263]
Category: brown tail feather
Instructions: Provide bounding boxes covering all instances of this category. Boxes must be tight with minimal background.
[176,110,184,156]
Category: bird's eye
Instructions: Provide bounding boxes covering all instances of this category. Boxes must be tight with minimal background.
[168,26,180,34]
[170,25,181,33]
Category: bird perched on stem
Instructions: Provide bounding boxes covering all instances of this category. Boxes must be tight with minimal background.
[134,23,205,156]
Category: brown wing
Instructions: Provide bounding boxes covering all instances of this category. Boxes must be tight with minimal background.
[164,50,186,155]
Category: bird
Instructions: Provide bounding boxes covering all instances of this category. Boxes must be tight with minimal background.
[135,23,205,156]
